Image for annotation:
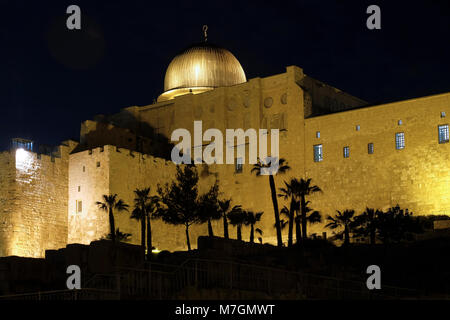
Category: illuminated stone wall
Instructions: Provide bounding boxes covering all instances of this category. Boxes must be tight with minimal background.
[4,65,448,257]
[70,66,370,249]
[73,66,449,249]
[0,141,77,258]
[68,146,111,245]
[129,67,307,246]
[304,93,450,236]
[68,145,273,250]
[0,151,15,257]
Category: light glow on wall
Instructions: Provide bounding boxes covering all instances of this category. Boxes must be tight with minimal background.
[15,148,33,171]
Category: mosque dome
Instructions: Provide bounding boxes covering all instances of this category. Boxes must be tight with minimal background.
[158,42,246,101]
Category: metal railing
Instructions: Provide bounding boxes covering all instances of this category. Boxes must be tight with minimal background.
[0,288,119,300]
[0,258,437,300]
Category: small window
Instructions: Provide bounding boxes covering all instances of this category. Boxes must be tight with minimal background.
[316,131,320,138]
[88,150,92,155]
[76,200,82,213]
[235,158,243,173]
[343,146,350,158]
[398,120,403,125]
[314,144,323,162]
[78,186,81,192]
[368,143,374,154]
[441,112,446,118]
[82,166,85,172]
[396,132,405,150]
[356,125,360,131]
[438,124,449,144]
[96,161,100,167]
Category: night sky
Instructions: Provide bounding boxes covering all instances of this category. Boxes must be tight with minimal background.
[1,0,449,150]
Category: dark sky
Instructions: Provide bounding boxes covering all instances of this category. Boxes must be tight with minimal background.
[1,0,449,150]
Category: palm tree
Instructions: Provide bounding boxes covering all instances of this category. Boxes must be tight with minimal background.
[277,219,289,232]
[96,194,129,244]
[353,207,381,245]
[252,157,290,247]
[146,196,160,255]
[278,179,301,247]
[245,211,264,243]
[228,207,247,241]
[280,203,301,245]
[103,228,132,243]
[295,178,322,240]
[290,203,322,243]
[198,182,221,237]
[131,187,159,258]
[325,209,355,246]
[280,205,290,221]
[131,188,149,254]
[304,203,322,228]
[218,199,242,239]
[294,215,302,243]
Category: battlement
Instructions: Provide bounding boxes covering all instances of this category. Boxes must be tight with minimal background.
[73,144,175,168]
[5,138,78,162]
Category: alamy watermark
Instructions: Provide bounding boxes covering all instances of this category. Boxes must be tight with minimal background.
[66,5,81,30]
[170,121,280,175]
[366,5,381,30]
[66,265,81,289]
[366,265,381,290]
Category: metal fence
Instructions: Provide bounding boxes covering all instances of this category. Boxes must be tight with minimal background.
[0,288,119,300]
[0,258,436,300]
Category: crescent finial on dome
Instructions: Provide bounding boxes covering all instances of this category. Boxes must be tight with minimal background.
[203,25,208,42]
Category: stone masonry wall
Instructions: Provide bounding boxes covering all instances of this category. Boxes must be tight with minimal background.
[68,144,304,251]
[0,141,77,258]
[70,67,313,249]
[70,67,450,250]
[0,151,15,257]
[304,92,450,236]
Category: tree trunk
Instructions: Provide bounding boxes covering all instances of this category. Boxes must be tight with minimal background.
[295,216,302,244]
[237,225,242,241]
[185,224,191,251]
[269,175,282,247]
[147,215,152,259]
[301,196,307,240]
[223,215,229,239]
[207,219,214,237]
[288,199,295,247]
[109,208,116,243]
[344,224,350,246]
[141,217,146,258]
[250,224,254,243]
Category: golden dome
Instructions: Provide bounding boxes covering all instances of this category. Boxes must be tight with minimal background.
[158,43,246,101]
